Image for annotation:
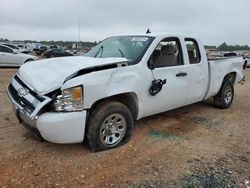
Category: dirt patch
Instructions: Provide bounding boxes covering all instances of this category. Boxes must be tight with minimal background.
[0,68,250,187]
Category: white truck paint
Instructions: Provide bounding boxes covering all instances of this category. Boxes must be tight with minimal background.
[7,33,245,151]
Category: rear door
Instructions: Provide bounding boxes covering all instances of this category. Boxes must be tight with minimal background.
[184,38,209,103]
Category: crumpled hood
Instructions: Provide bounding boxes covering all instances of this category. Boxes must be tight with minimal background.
[18,56,128,94]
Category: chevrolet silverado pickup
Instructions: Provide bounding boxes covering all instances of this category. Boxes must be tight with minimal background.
[7,33,245,151]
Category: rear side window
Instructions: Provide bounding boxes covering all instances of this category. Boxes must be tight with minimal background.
[185,38,201,64]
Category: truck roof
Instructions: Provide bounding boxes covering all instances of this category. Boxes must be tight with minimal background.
[109,32,193,39]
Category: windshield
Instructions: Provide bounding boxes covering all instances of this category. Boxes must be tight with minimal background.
[5,44,19,49]
[85,36,155,65]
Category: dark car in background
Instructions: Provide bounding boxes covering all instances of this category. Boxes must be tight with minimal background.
[223,52,238,57]
[43,48,73,58]
[34,46,48,56]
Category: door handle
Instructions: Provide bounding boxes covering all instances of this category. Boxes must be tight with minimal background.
[176,72,187,77]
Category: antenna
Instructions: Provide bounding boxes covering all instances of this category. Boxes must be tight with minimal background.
[146,29,151,34]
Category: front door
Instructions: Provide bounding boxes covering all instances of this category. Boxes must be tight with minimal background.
[141,37,189,117]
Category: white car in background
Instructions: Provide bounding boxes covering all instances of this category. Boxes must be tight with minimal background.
[0,45,39,67]
[2,43,30,54]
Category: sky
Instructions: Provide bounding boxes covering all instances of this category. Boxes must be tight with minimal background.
[0,0,250,46]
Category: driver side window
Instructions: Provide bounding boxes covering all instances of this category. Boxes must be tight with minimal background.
[151,38,183,68]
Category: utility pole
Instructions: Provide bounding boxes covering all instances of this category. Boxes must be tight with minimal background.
[78,20,81,42]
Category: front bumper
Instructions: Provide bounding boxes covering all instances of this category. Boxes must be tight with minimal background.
[7,75,87,144]
[37,111,87,143]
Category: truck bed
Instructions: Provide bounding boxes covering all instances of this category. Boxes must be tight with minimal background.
[205,56,245,99]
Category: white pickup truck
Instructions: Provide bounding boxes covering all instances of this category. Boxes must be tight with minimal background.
[7,33,245,151]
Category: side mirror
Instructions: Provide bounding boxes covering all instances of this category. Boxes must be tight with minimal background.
[13,50,18,54]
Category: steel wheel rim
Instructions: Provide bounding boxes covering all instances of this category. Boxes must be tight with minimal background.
[224,85,232,104]
[99,113,127,147]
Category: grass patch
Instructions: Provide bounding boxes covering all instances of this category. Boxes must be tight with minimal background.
[190,116,220,129]
[119,180,165,188]
[149,130,179,140]
[174,166,238,188]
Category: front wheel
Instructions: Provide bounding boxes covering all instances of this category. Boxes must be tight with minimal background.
[86,101,134,152]
[214,80,234,109]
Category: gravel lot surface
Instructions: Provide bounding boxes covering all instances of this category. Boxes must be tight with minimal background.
[0,68,249,188]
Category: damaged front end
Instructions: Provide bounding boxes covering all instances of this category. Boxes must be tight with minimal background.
[7,75,52,130]
[7,74,88,143]
[7,58,128,143]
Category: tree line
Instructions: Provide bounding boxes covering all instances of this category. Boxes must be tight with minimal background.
[205,42,250,51]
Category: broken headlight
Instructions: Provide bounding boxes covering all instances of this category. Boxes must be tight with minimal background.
[54,86,83,112]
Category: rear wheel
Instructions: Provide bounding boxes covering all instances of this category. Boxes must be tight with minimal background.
[214,80,234,109]
[86,101,134,152]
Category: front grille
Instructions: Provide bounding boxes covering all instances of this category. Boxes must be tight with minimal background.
[8,84,35,113]
[8,75,52,121]
[14,75,40,99]
[8,77,37,114]
[8,84,22,105]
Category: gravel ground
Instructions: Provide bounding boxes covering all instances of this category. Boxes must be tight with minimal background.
[0,68,249,188]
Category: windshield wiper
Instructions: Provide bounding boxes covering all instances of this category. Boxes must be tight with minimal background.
[94,45,103,57]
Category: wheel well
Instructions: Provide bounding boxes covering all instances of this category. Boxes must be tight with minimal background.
[24,59,34,63]
[89,93,139,120]
[223,72,236,84]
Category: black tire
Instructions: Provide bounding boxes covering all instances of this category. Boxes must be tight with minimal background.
[214,80,234,109]
[86,101,134,152]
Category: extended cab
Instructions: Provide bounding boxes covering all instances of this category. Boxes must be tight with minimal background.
[7,33,245,151]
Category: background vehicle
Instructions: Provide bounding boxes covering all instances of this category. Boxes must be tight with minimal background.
[7,33,245,151]
[223,52,238,57]
[0,45,38,67]
[43,48,73,58]
[50,45,59,49]
[2,43,31,54]
[31,43,48,55]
